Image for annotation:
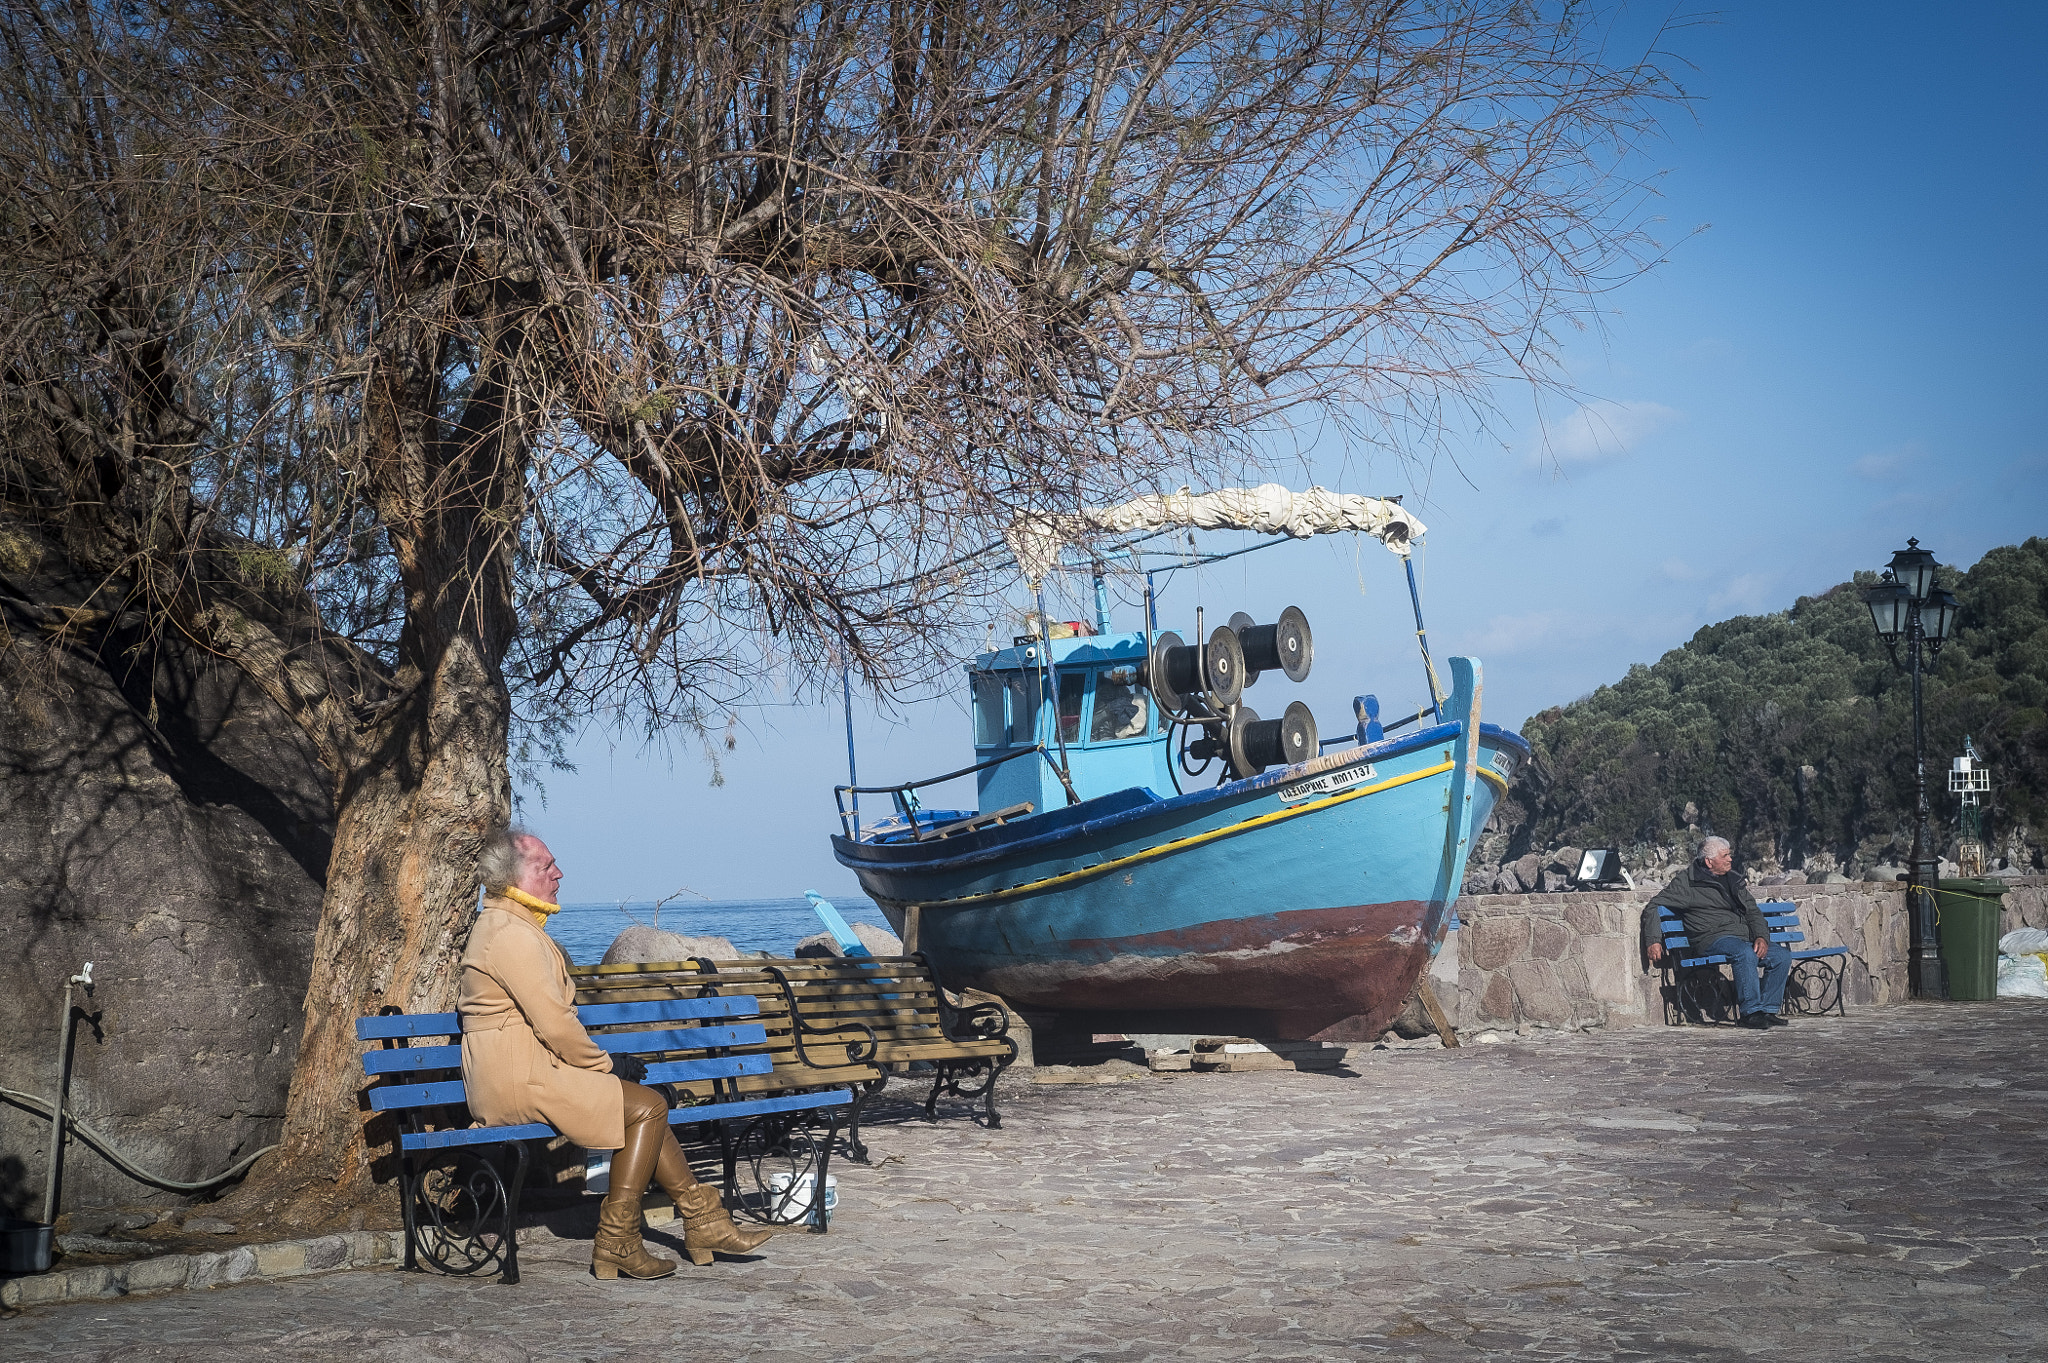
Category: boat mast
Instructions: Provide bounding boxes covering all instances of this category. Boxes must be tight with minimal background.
[1034,584,1080,804]
[1404,555,1444,723]
[841,665,861,839]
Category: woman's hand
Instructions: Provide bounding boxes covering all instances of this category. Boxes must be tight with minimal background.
[612,1053,649,1084]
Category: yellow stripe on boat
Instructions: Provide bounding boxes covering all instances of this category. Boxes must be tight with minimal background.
[894,760,1459,910]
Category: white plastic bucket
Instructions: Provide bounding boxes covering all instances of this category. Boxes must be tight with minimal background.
[765,1171,837,1218]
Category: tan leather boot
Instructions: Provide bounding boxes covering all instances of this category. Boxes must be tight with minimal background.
[592,1084,678,1280]
[662,1161,773,1265]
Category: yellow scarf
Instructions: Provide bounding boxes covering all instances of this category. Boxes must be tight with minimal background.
[502,885,561,923]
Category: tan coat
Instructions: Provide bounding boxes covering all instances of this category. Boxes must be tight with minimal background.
[458,896,624,1150]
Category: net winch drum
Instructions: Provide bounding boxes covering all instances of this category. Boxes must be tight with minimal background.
[1226,700,1318,777]
[1202,625,1246,708]
[1227,612,1260,685]
[1146,627,1247,711]
[1231,605,1313,685]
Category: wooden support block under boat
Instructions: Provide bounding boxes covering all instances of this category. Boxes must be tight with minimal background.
[1188,1038,1347,1073]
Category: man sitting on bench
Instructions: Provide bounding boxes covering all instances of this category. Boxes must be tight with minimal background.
[1642,835,1791,1030]
[462,826,773,1279]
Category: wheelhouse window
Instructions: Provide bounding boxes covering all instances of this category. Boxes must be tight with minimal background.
[972,672,1004,747]
[1056,673,1085,744]
[1005,672,1035,745]
[1090,671,1150,741]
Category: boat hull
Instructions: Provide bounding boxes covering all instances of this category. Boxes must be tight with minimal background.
[835,663,1523,1041]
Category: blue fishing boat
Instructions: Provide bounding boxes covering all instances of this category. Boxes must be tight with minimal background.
[830,487,1528,1042]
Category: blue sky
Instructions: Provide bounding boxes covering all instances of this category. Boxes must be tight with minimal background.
[526,2,2048,904]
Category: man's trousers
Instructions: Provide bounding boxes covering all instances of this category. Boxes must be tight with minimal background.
[1704,935,1792,1017]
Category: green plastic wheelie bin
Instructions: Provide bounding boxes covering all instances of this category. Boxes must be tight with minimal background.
[1934,877,2008,1000]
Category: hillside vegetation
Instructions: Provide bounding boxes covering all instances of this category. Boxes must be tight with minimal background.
[1480,537,2048,884]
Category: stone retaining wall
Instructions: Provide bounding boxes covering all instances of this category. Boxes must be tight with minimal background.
[1433,878,2048,1031]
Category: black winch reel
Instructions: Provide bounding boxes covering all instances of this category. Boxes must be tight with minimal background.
[1228,605,1314,686]
[1145,626,1247,711]
[1225,700,1318,777]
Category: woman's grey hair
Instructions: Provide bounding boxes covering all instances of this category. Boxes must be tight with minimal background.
[1700,835,1731,859]
[477,825,534,892]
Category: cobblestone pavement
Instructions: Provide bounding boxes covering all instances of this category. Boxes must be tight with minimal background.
[9,1003,2047,1361]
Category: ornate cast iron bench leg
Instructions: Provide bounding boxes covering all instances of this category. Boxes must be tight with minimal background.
[844,1078,886,1164]
[720,1114,839,1232]
[1675,966,1734,1026]
[398,1145,421,1274]
[921,1056,1011,1129]
[406,1142,527,1284]
[1788,957,1845,1017]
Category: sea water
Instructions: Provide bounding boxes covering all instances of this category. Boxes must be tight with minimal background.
[545,896,894,966]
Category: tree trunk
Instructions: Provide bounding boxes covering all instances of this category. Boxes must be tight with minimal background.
[222,629,510,1229]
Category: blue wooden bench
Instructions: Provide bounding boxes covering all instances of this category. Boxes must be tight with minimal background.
[1653,900,1849,1025]
[357,994,852,1283]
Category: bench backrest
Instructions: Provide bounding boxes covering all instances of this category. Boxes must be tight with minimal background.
[1655,900,1803,956]
[569,960,892,1093]
[571,955,1001,1068]
[356,994,774,1123]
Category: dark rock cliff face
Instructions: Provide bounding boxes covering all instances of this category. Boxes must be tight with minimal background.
[1,570,331,1216]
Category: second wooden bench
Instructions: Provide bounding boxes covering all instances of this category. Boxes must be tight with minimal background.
[1653,899,1849,1025]
[572,954,1019,1161]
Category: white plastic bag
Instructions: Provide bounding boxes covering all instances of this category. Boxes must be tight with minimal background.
[1995,953,2048,999]
[1998,927,2048,955]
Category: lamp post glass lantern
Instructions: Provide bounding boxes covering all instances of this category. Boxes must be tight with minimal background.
[1864,578,1909,642]
[1863,537,1954,1000]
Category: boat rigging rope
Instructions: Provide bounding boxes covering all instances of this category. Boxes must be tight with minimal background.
[0,1086,276,1192]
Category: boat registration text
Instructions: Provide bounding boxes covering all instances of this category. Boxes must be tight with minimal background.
[1277,764,1377,804]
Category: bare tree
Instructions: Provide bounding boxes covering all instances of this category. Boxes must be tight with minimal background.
[1,0,1682,1225]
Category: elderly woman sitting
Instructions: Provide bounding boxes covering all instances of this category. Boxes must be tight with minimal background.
[460,826,772,1279]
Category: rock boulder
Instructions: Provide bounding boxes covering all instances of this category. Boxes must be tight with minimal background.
[601,924,747,965]
[794,921,905,959]
[1,553,333,1214]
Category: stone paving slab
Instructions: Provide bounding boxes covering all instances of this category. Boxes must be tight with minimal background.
[6,1003,2046,1360]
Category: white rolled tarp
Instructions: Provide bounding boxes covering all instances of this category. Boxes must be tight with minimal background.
[1007,484,1426,583]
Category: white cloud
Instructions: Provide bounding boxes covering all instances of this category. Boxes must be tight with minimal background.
[1854,444,1924,481]
[1708,572,1778,615]
[1532,399,1681,468]
[1660,557,1701,581]
[1466,609,1570,658]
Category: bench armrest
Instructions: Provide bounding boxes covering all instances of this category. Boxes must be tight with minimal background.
[931,973,1017,1060]
[760,964,882,1069]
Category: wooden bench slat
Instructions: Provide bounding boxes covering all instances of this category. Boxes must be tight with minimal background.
[668,1089,853,1126]
[644,1054,775,1084]
[368,1077,471,1111]
[393,1086,856,1152]
[592,1024,765,1053]
[399,1121,557,1151]
[358,1012,461,1040]
[580,996,758,1025]
[362,1045,463,1074]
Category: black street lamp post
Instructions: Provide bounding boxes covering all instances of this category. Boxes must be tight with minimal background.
[1863,538,1961,1000]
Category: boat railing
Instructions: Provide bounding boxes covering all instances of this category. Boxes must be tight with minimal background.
[835,745,1079,841]
[1315,703,1437,751]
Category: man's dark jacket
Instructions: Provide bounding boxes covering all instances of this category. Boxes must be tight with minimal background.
[1641,860,1770,953]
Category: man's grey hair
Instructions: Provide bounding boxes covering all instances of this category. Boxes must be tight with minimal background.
[477,825,536,892]
[1700,835,1731,859]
